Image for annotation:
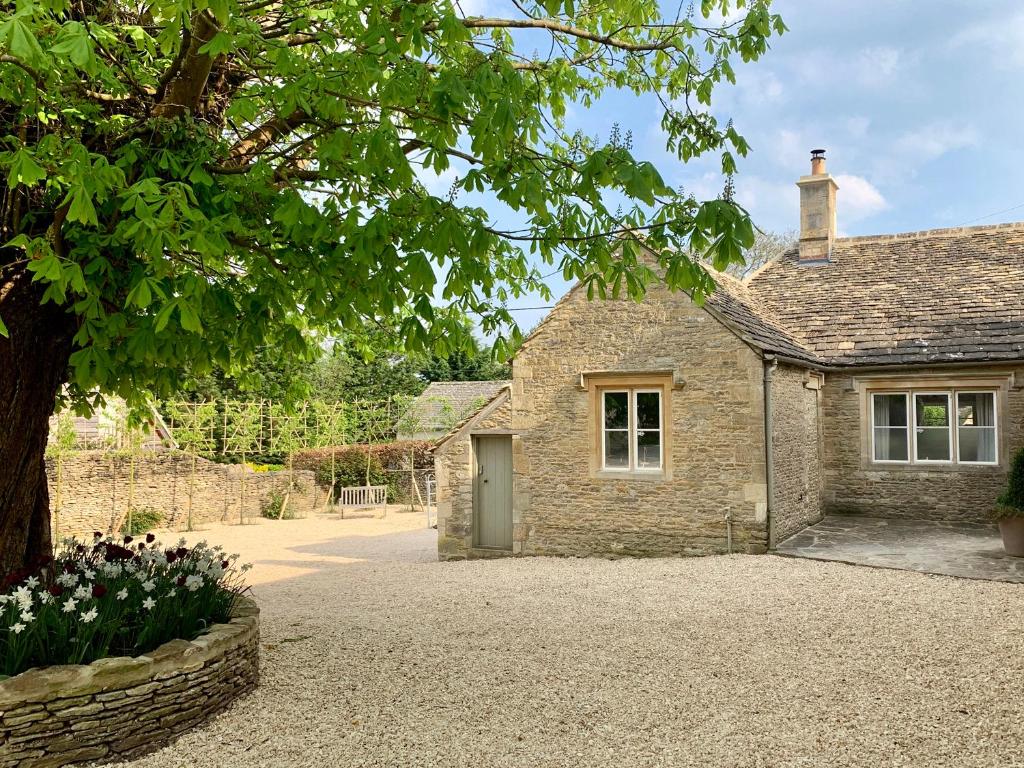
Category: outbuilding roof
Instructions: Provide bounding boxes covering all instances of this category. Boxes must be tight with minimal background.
[712,222,1024,367]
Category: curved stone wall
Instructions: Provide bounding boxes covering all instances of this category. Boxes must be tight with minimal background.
[0,596,259,767]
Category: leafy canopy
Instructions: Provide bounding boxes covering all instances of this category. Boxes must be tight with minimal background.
[0,0,783,409]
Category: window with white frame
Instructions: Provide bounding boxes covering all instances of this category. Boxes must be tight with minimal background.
[601,389,662,471]
[871,389,997,466]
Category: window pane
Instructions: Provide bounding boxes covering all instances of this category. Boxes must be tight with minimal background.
[916,428,951,461]
[635,392,661,430]
[604,430,629,468]
[636,429,661,469]
[916,394,949,426]
[603,392,628,429]
[959,427,997,463]
[874,427,908,461]
[957,393,995,427]
[873,394,908,427]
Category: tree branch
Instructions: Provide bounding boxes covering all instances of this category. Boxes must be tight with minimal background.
[454,18,679,52]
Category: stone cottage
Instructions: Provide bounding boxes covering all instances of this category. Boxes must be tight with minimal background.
[433,150,1024,560]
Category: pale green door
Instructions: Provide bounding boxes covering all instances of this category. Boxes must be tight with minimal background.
[473,435,513,550]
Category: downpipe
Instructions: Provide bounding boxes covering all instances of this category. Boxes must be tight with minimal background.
[764,356,779,549]
[724,511,733,554]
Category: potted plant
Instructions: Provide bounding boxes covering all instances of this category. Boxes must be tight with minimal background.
[995,447,1024,557]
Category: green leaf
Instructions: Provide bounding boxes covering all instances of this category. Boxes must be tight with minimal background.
[66,186,98,226]
[6,149,46,189]
[0,314,8,338]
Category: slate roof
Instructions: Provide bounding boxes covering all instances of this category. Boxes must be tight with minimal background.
[710,222,1024,368]
[399,380,512,434]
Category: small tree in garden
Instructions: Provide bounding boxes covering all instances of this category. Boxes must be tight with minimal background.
[221,402,263,524]
[0,0,781,572]
[164,401,217,530]
[268,403,308,517]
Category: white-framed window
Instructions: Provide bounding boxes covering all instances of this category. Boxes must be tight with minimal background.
[601,388,663,472]
[956,391,998,464]
[870,389,997,466]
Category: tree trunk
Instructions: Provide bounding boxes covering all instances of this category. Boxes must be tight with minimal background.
[0,271,77,576]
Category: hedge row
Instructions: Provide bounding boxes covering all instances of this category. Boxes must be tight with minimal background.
[291,442,434,503]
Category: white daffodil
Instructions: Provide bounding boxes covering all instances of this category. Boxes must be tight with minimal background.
[39,592,52,605]
[141,580,155,593]
[185,575,204,592]
[11,622,25,634]
[73,585,91,601]
[13,586,33,608]
[25,576,39,589]
[81,608,99,623]
[19,610,34,623]
[62,598,78,614]
[116,588,128,601]
[142,597,156,610]
[57,572,78,587]
[83,569,96,581]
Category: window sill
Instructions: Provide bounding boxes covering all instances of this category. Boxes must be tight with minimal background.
[594,470,668,482]
[865,462,1002,473]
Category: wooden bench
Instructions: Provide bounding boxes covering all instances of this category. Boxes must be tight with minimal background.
[335,484,388,517]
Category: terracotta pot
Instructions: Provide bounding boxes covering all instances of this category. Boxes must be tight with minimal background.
[998,516,1024,557]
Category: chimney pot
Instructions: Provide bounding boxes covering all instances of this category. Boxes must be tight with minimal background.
[797,148,838,262]
[810,149,827,176]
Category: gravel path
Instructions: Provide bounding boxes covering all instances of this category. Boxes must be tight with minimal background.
[117,514,1024,768]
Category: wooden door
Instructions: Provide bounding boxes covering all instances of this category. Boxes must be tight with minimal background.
[473,435,513,550]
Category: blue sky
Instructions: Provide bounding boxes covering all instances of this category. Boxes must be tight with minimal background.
[433,1,1024,333]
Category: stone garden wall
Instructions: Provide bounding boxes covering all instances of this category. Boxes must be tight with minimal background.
[0,597,259,767]
[48,451,320,537]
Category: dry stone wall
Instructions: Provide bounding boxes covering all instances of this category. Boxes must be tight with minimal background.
[769,364,824,544]
[0,597,259,767]
[48,452,319,537]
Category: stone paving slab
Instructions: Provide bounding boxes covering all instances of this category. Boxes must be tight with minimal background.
[776,514,1024,583]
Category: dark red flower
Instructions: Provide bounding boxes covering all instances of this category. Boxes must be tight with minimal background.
[103,543,134,562]
[176,575,187,587]
[48,584,64,597]
[138,542,146,551]
[75,544,86,554]
[165,550,178,564]
[175,547,189,559]
[91,584,107,598]
[123,535,133,544]
[63,561,77,574]
[93,531,103,539]
[221,560,229,569]
[146,533,156,543]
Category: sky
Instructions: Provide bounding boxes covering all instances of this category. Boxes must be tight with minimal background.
[431,1,1024,334]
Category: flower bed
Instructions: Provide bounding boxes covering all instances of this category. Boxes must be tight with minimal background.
[0,536,259,767]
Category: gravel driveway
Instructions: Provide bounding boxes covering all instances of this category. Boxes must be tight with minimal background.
[117,513,1024,768]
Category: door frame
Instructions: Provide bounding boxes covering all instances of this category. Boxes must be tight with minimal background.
[472,434,514,551]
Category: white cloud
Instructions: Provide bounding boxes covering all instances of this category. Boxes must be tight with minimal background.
[834,174,887,222]
[416,166,459,198]
[893,121,978,163]
[952,13,1024,68]
[854,46,904,86]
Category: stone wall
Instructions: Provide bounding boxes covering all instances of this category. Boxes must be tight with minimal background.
[769,363,824,544]
[437,282,771,560]
[821,365,1024,521]
[0,597,259,767]
[48,452,320,537]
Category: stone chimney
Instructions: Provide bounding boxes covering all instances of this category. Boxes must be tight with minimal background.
[796,149,838,262]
